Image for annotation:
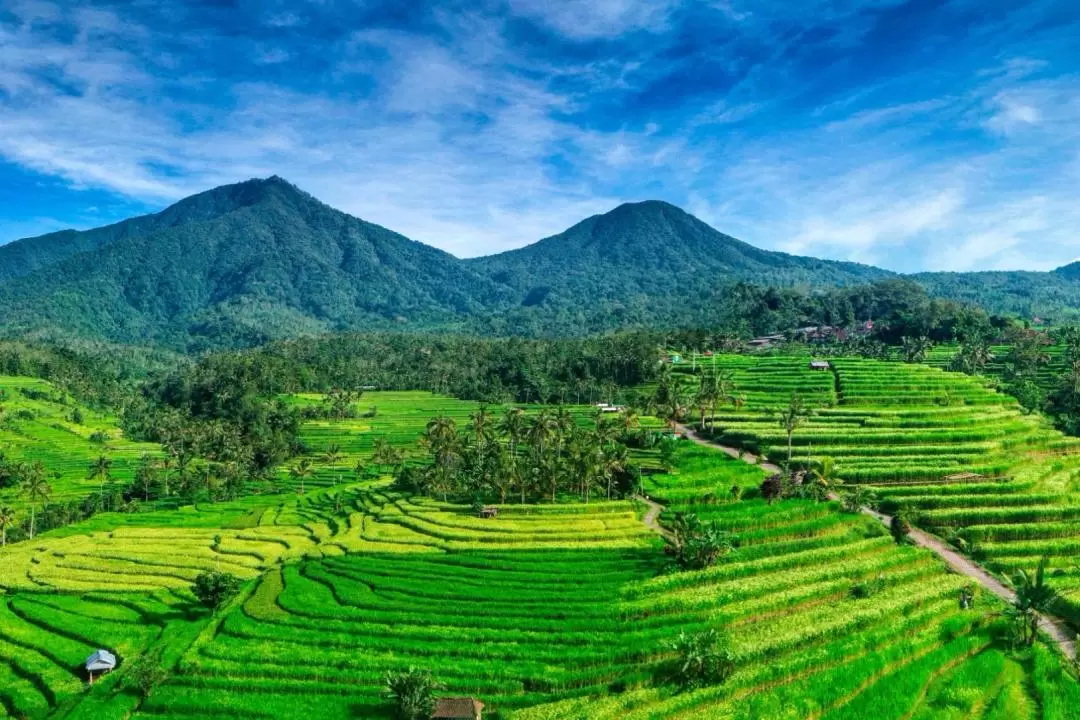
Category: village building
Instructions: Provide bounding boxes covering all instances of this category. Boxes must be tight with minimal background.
[432,697,485,720]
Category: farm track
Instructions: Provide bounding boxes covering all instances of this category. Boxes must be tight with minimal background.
[633,495,672,542]
[675,424,1079,662]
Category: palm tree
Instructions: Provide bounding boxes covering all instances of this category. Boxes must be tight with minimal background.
[601,443,629,500]
[618,406,640,435]
[841,485,877,514]
[469,405,496,459]
[1009,557,1061,647]
[20,464,51,539]
[901,335,934,363]
[424,416,461,501]
[779,394,808,463]
[158,455,174,497]
[289,459,314,495]
[0,504,16,546]
[323,443,343,468]
[88,454,113,500]
[499,408,527,502]
[810,456,843,495]
[528,411,560,501]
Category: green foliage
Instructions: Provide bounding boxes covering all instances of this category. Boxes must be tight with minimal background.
[850,574,886,599]
[668,629,736,690]
[665,512,739,570]
[384,667,444,720]
[125,647,168,698]
[192,570,243,610]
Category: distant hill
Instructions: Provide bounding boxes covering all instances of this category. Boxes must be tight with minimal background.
[2,177,1080,349]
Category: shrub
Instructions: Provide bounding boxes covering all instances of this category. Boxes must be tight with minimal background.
[192,570,243,610]
[124,648,167,698]
[669,629,736,690]
[850,574,886,599]
[384,667,443,720]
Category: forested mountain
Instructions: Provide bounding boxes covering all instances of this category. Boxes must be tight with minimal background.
[0,177,506,350]
[470,200,889,298]
[914,269,1080,321]
[2,176,1080,349]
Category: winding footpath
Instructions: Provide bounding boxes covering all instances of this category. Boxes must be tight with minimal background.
[635,494,673,542]
[673,423,1078,661]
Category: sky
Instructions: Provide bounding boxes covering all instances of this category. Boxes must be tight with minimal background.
[1,0,1079,272]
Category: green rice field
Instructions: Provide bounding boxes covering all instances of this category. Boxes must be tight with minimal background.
[1,370,1078,718]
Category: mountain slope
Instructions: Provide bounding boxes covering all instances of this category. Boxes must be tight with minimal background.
[466,200,894,332]
[470,201,890,297]
[3,180,1080,349]
[0,177,505,349]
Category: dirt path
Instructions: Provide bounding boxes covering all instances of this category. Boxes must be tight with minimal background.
[675,424,1078,661]
[634,495,673,542]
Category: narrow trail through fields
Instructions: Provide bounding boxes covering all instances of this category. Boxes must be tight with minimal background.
[673,423,1078,661]
[634,495,673,542]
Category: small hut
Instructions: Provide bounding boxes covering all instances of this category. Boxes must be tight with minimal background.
[808,360,832,371]
[85,649,117,684]
[433,697,485,720]
[477,506,499,519]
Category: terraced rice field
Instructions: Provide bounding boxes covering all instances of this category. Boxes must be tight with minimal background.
[685,354,1080,637]
[687,356,1080,484]
[516,444,1075,720]
[0,376,162,506]
[925,343,1068,394]
[2,374,1078,718]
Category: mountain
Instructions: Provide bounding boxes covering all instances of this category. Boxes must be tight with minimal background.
[2,178,1079,349]
[0,177,505,349]
[470,199,890,299]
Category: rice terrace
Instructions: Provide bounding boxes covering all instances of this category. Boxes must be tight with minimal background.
[1,333,1080,719]
[4,1,1080,717]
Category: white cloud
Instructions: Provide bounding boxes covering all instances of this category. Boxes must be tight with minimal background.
[507,0,678,39]
[2,2,1080,273]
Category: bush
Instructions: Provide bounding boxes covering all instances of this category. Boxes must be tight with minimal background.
[850,574,886,599]
[669,629,736,690]
[89,430,111,444]
[124,648,166,698]
[192,570,243,610]
[385,667,443,720]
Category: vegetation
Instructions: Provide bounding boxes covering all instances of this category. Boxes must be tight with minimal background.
[384,668,443,720]
[1,326,1080,718]
[192,570,243,610]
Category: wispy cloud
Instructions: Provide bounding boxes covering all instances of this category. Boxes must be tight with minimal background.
[0,0,1079,272]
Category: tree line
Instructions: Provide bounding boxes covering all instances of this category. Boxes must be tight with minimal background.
[393,406,652,505]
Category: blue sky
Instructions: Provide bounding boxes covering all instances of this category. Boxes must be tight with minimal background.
[1,0,1078,271]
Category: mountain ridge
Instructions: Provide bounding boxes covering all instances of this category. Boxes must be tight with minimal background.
[2,176,1079,348]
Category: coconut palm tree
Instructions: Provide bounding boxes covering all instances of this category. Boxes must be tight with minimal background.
[0,504,16,546]
[289,459,314,495]
[468,405,496,460]
[779,394,808,463]
[88,454,113,501]
[1009,557,1061,646]
[323,443,343,468]
[499,408,527,502]
[20,464,51,539]
[810,456,843,495]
